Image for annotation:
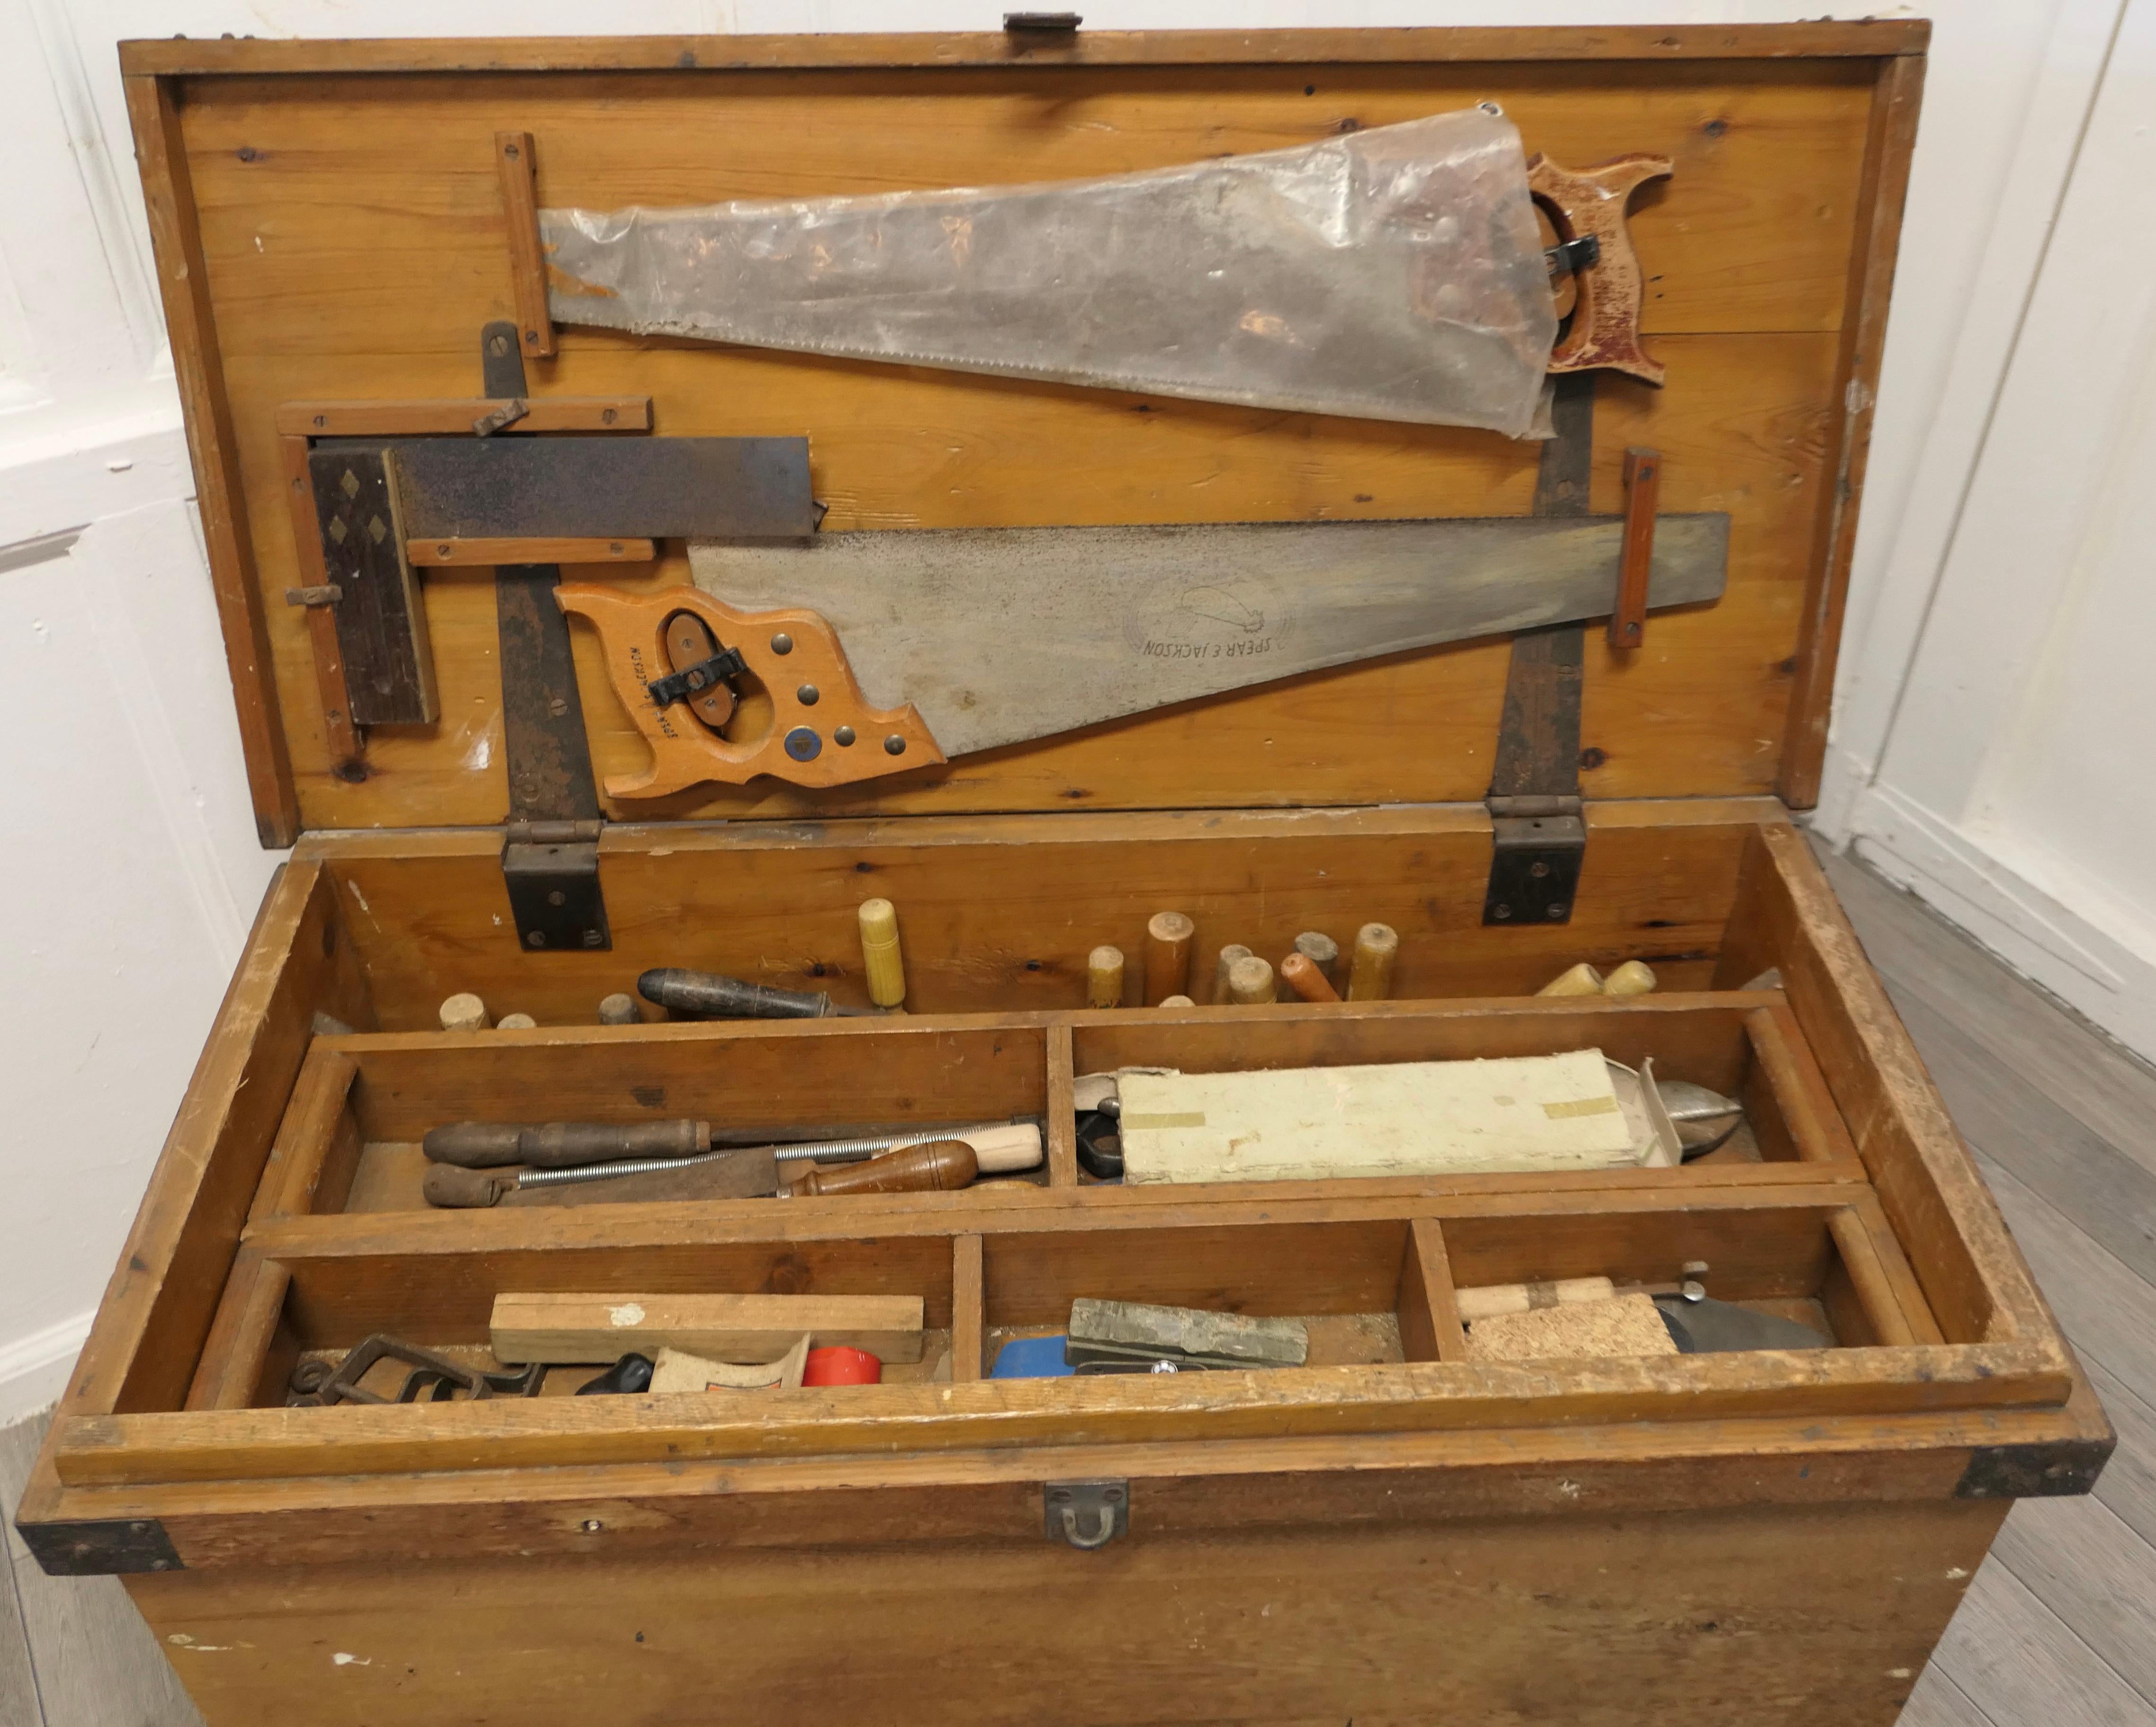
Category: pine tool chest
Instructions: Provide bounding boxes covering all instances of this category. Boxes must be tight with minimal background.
[17,20,2113,1727]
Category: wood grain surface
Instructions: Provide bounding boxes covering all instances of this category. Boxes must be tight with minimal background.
[131,41,1908,833]
[111,1497,1992,1727]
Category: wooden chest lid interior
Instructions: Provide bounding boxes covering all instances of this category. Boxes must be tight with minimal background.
[126,24,1922,845]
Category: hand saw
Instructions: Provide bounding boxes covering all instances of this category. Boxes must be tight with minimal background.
[556,512,1726,798]
[541,108,1669,437]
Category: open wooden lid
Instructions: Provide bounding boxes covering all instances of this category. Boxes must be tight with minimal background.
[122,24,1923,844]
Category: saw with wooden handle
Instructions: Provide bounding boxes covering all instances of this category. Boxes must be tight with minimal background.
[556,510,1726,797]
[542,107,1670,437]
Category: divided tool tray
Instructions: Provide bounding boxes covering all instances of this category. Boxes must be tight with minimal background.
[40,815,2089,1500]
[20,24,2105,1557]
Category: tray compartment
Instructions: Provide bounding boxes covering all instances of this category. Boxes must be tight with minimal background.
[261,1019,1053,1216]
[316,806,1763,1029]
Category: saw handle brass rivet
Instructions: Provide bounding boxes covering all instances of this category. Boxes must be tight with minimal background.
[834,726,857,747]
[797,683,821,706]
[770,632,795,655]
[884,734,908,756]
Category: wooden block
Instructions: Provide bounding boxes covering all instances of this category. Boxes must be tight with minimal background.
[1120,1052,1639,1184]
[1467,1293,1677,1362]
[407,537,655,566]
[276,398,651,436]
[491,1292,927,1364]
[494,130,554,359]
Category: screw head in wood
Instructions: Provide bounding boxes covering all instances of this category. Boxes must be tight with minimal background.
[884,734,907,756]
[770,632,794,655]
[834,726,856,747]
[796,684,820,706]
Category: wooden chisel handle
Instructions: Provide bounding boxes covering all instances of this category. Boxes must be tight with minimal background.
[638,967,867,1020]
[1280,952,1341,1003]
[423,1119,709,1169]
[791,1139,978,1196]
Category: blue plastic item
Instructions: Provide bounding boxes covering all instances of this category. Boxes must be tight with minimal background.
[990,1335,1075,1379]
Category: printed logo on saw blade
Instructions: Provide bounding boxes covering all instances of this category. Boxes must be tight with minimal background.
[1125,582,1297,663]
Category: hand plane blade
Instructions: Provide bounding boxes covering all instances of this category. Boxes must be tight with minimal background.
[689,512,1727,761]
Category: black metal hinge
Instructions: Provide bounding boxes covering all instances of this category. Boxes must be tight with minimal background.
[1956,1437,2113,1500]
[18,1516,181,1577]
[1484,794,1586,926]
[502,820,608,952]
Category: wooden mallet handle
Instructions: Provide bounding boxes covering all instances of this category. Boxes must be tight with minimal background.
[1280,952,1341,1004]
[1144,911,1195,1005]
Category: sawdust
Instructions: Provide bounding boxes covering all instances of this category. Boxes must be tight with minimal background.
[1466,1292,1677,1363]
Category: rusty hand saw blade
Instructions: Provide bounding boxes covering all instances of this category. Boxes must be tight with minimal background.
[555,512,1725,798]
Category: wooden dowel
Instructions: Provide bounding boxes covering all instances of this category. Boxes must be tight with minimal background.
[1537,962,1604,997]
[439,992,490,1031]
[496,1013,538,1030]
[1209,944,1252,1005]
[1159,995,1195,1009]
[1454,1277,1616,1324]
[1143,910,1195,1005]
[1226,955,1275,1005]
[1604,959,1658,997]
[1279,951,1341,1003]
[1346,924,1397,1002]
[1087,945,1126,1009]
[1293,931,1342,989]
[598,992,639,1025]
[858,899,907,1009]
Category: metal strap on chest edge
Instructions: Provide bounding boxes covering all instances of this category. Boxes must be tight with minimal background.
[483,319,611,951]
[1484,373,1593,926]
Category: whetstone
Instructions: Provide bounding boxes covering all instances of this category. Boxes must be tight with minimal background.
[1066,1298,1308,1369]
[491,1292,925,1364]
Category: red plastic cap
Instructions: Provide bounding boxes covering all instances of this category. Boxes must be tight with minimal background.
[802,1345,883,1386]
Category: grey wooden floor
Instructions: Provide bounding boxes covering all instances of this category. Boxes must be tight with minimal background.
[1,840,2152,1727]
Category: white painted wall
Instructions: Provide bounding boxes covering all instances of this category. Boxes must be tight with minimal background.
[1817,0,2156,1061]
[0,0,2145,1423]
